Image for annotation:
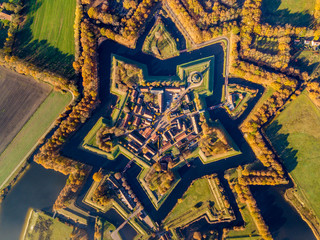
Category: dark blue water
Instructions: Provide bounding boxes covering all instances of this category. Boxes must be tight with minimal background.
[0,163,67,240]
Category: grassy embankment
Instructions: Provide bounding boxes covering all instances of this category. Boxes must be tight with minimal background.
[226,85,255,119]
[164,177,233,229]
[261,0,315,27]
[225,169,262,240]
[265,91,320,220]
[82,123,181,210]
[102,220,116,240]
[21,209,73,240]
[83,176,149,237]
[242,86,274,127]
[225,202,262,240]
[13,0,76,78]
[142,19,179,59]
[0,91,72,188]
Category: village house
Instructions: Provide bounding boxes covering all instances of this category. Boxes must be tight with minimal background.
[131,89,138,99]
[160,142,172,153]
[191,115,200,134]
[133,116,141,126]
[137,97,143,105]
[121,113,131,128]
[142,127,153,138]
[175,131,187,142]
[128,142,139,152]
[139,86,149,92]
[129,132,145,145]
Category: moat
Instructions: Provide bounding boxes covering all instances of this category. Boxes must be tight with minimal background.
[0,36,316,239]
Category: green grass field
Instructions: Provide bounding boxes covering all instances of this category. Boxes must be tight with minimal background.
[164,178,212,225]
[266,91,320,219]
[261,0,315,26]
[142,19,179,59]
[102,220,116,240]
[226,202,262,240]
[0,90,71,187]
[23,209,73,240]
[292,50,320,76]
[14,0,76,77]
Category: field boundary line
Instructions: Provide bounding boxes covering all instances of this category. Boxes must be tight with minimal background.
[0,90,74,190]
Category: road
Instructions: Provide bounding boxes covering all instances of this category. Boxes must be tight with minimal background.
[110,206,142,240]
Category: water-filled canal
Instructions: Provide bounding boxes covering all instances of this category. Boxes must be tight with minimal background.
[0,23,316,240]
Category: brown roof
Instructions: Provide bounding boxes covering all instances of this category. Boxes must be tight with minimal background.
[122,113,131,128]
[150,133,158,142]
[165,87,180,93]
[137,97,143,105]
[131,89,138,99]
[134,105,139,114]
[142,128,153,138]
[175,131,187,142]
[133,116,141,126]
[187,133,197,141]
[138,105,145,115]
[0,12,12,21]
[184,93,191,103]
[191,115,200,134]
[161,142,172,152]
[140,87,149,92]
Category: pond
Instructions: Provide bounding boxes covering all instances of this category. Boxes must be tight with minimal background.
[251,186,316,240]
[0,163,67,240]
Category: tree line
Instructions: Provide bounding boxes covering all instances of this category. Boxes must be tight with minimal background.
[34,20,99,210]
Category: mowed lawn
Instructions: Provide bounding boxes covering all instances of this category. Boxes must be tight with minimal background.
[14,0,76,77]
[164,178,211,224]
[261,0,315,26]
[0,90,72,187]
[266,92,320,219]
[23,209,73,240]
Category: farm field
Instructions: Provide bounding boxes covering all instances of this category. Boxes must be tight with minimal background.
[261,0,316,27]
[13,0,76,78]
[22,209,73,240]
[266,91,320,219]
[0,89,72,187]
[0,66,51,154]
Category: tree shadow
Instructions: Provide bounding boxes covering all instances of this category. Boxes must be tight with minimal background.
[261,0,314,27]
[289,51,320,75]
[265,120,298,172]
[12,0,75,78]
[250,186,287,238]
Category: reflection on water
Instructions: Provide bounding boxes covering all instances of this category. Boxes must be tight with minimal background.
[251,186,316,240]
[0,163,67,240]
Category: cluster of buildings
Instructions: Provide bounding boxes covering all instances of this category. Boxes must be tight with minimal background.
[122,84,200,160]
[107,175,155,230]
[294,37,320,49]
[117,84,202,162]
